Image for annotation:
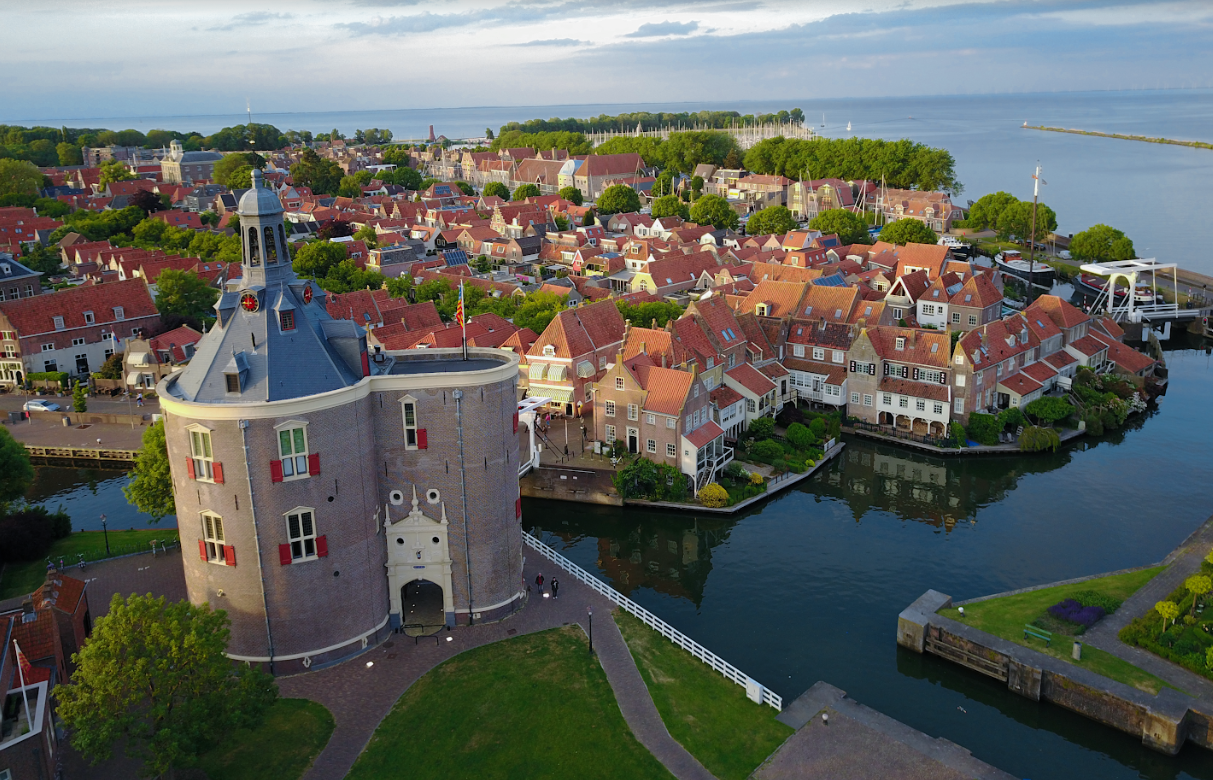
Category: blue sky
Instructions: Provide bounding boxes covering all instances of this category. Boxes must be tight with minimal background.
[4,0,1212,122]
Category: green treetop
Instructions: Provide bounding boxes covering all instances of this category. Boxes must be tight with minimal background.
[595,184,642,215]
[878,218,938,246]
[745,205,797,236]
[809,208,871,245]
[1069,223,1135,262]
[688,194,739,231]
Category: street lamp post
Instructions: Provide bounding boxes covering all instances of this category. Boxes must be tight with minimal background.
[588,607,593,655]
[101,514,109,555]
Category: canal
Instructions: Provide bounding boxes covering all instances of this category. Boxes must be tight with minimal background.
[24,336,1213,779]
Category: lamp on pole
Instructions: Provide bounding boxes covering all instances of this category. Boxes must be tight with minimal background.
[588,606,593,655]
[100,513,109,555]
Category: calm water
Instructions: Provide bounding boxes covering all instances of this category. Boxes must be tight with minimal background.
[25,467,176,532]
[12,89,1213,274]
[529,335,1213,780]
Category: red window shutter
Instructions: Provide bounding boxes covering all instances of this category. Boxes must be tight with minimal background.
[308,452,320,476]
[198,539,207,561]
[418,428,428,449]
[515,497,522,519]
[270,459,283,483]
[316,535,328,557]
[212,462,224,484]
[223,545,236,567]
[279,544,292,566]
[361,351,370,377]
[513,411,519,433]
[186,457,195,480]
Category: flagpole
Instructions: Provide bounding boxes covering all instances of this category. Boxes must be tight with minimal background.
[14,640,34,733]
[459,281,467,361]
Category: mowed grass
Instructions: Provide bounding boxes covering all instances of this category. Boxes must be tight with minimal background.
[938,567,1182,695]
[346,626,674,780]
[0,529,179,599]
[195,698,333,780]
[614,611,792,780]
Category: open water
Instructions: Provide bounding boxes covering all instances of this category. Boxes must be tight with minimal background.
[13,89,1213,274]
[27,332,1213,779]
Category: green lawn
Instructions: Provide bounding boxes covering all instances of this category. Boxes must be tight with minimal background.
[195,698,333,780]
[346,626,674,780]
[937,567,1181,695]
[614,611,792,780]
[0,529,180,599]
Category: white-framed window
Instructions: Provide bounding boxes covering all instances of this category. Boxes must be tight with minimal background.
[850,392,860,404]
[863,394,873,406]
[954,398,965,414]
[41,343,54,352]
[646,413,655,425]
[277,423,309,480]
[666,443,677,457]
[615,376,624,390]
[832,350,843,363]
[969,315,978,326]
[813,347,825,360]
[202,512,225,563]
[916,399,926,411]
[605,400,616,417]
[934,402,944,415]
[113,306,125,320]
[895,337,905,350]
[666,416,675,429]
[882,393,892,406]
[793,344,804,357]
[53,316,65,330]
[286,508,318,561]
[899,396,909,408]
[646,439,656,453]
[922,304,934,315]
[952,312,961,323]
[627,403,638,420]
[605,423,616,439]
[72,337,85,346]
[189,427,214,481]
[83,311,94,324]
[402,397,420,448]
[746,399,756,413]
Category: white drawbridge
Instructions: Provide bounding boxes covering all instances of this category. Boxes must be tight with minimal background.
[1079,259,1179,324]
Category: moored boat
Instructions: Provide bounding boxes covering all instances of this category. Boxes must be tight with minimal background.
[1074,273,1158,305]
[993,250,1056,285]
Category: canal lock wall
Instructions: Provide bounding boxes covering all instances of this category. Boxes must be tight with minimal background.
[898,590,1213,755]
[520,465,623,505]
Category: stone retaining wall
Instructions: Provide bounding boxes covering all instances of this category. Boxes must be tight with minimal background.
[898,589,1212,755]
[520,465,622,505]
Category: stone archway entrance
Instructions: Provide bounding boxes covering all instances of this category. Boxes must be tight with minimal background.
[402,579,445,637]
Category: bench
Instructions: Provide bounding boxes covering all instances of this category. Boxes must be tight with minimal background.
[1023,625,1052,646]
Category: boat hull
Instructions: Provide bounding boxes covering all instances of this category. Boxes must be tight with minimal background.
[995,257,1056,285]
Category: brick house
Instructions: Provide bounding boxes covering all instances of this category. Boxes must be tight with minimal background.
[784,319,853,409]
[847,326,952,436]
[0,278,159,384]
[525,298,626,415]
[123,325,203,390]
[722,362,778,430]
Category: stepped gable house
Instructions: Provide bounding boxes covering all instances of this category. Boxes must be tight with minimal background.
[158,170,523,674]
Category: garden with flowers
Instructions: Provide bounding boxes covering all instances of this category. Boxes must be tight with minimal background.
[1119,551,1213,680]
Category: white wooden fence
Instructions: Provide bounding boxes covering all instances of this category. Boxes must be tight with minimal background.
[523,531,782,711]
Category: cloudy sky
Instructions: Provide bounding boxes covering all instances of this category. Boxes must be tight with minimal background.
[4,0,1212,124]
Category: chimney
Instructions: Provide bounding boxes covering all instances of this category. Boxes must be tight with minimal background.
[908,330,917,348]
[661,353,667,368]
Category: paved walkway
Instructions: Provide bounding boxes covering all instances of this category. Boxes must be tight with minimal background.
[1082,513,1213,699]
[279,553,715,780]
[3,417,148,450]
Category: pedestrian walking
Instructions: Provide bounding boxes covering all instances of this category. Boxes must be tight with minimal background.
[551,578,559,599]
[535,573,545,597]
[136,392,144,407]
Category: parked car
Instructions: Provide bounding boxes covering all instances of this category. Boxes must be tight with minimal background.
[23,400,62,412]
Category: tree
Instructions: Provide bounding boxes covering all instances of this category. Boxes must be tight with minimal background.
[748,417,776,439]
[0,426,34,507]
[1018,425,1060,452]
[963,192,1018,232]
[1155,600,1179,633]
[698,483,730,508]
[98,159,136,188]
[996,200,1057,245]
[483,182,510,201]
[513,291,566,333]
[559,186,583,206]
[616,300,684,328]
[73,382,88,413]
[745,205,797,236]
[0,159,43,198]
[879,218,938,246]
[595,184,642,215]
[1186,575,1212,616]
[485,127,494,140]
[722,149,742,169]
[319,260,385,294]
[123,421,175,522]
[1070,224,1135,262]
[290,148,343,196]
[688,194,739,231]
[512,183,541,201]
[650,195,688,220]
[57,141,83,166]
[454,181,475,196]
[96,352,124,380]
[353,224,378,248]
[690,175,704,194]
[155,269,220,320]
[213,152,266,189]
[785,422,817,451]
[809,208,870,245]
[57,593,277,778]
[292,240,347,279]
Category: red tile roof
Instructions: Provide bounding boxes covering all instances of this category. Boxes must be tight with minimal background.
[725,362,776,396]
[878,376,949,402]
[1022,361,1058,383]
[866,326,950,367]
[1091,332,1154,373]
[1026,295,1090,330]
[709,386,743,408]
[998,371,1043,395]
[1068,334,1108,357]
[685,420,725,449]
[0,278,156,336]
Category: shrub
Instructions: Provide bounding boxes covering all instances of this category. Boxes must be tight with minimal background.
[1019,425,1061,452]
[808,417,827,439]
[612,458,688,502]
[1072,590,1122,613]
[998,407,1025,430]
[749,471,765,486]
[698,483,730,508]
[749,439,783,462]
[72,383,88,413]
[1024,396,1073,424]
[770,459,787,473]
[965,413,1000,446]
[748,417,775,439]
[785,422,816,451]
[949,422,967,448]
[723,462,747,481]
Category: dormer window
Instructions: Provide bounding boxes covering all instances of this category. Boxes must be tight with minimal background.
[280,310,295,331]
[543,344,555,357]
[756,303,769,316]
[113,306,125,320]
[225,373,241,393]
[895,337,905,351]
[53,316,64,330]
[84,311,95,324]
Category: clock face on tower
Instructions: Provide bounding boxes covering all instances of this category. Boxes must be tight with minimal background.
[303,285,313,305]
[240,292,259,313]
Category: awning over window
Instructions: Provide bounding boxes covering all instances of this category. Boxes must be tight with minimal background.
[547,364,567,382]
[530,386,572,404]
[127,352,151,367]
[576,360,595,378]
[528,363,547,380]
[125,372,142,385]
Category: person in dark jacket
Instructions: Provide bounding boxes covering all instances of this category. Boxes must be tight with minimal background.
[551,578,559,599]
[535,573,545,596]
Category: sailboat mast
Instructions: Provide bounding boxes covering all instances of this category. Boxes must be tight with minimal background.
[1028,164,1041,284]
